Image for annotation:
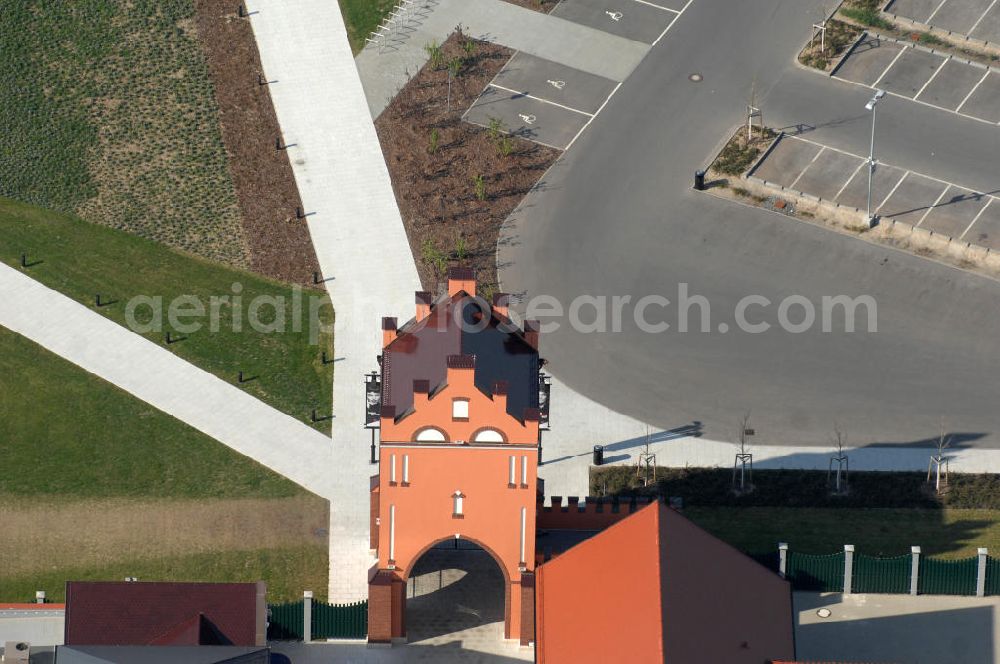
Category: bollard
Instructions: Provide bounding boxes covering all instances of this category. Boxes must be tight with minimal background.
[694,170,706,191]
[843,544,855,595]
[592,445,604,466]
[910,546,921,595]
[977,548,988,597]
[778,543,788,578]
[303,590,313,643]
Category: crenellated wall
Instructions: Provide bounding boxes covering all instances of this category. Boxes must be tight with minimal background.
[536,495,659,531]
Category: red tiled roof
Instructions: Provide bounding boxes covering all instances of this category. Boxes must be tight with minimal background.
[64,581,265,647]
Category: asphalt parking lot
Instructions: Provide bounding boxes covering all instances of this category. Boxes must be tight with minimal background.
[750,134,1000,248]
[550,0,684,45]
[833,33,1000,124]
[886,0,1000,43]
[463,52,619,149]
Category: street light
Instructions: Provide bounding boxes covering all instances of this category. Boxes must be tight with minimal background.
[864,89,886,227]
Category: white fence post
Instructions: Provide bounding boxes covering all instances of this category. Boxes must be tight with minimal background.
[910,546,921,596]
[303,590,313,643]
[843,544,855,595]
[977,548,988,597]
[778,542,788,579]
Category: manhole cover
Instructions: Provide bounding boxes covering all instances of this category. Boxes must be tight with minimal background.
[689,73,703,82]
[817,608,832,618]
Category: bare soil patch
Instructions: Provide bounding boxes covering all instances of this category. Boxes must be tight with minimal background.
[501,0,558,13]
[375,32,560,293]
[193,1,322,286]
[0,495,329,577]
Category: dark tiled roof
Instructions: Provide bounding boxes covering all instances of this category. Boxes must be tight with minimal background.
[382,294,539,421]
[64,581,263,647]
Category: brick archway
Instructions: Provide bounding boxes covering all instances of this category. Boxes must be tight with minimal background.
[369,535,532,645]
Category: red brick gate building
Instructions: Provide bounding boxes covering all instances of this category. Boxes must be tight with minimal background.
[368,269,541,645]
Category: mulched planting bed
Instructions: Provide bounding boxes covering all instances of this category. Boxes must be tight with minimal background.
[375,32,560,293]
[501,0,558,13]
[194,1,321,286]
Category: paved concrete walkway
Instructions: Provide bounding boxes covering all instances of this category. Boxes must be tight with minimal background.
[795,592,1000,664]
[244,0,421,602]
[355,0,650,118]
[0,263,337,499]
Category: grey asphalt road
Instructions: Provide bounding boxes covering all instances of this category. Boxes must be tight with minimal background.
[498,0,1000,447]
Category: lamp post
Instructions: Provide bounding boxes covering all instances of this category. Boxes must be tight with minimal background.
[864,89,886,227]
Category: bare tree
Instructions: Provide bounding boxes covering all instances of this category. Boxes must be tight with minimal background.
[829,423,849,494]
[733,411,754,493]
[928,420,951,493]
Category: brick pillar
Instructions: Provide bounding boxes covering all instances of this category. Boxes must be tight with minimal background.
[504,579,512,639]
[391,575,406,639]
[519,572,535,646]
[368,572,394,644]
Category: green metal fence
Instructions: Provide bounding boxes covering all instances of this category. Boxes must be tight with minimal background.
[267,600,304,640]
[853,554,910,594]
[312,599,368,639]
[986,557,1000,596]
[787,551,844,592]
[919,556,978,596]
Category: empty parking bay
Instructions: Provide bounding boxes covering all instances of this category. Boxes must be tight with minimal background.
[551,0,678,44]
[879,47,945,97]
[958,70,1000,123]
[879,173,949,225]
[965,200,1000,250]
[751,138,822,187]
[838,163,908,211]
[915,58,986,109]
[464,87,589,149]
[791,149,865,201]
[836,35,905,86]
[491,53,617,115]
[920,186,991,237]
[928,0,994,35]
[971,3,1000,43]
[885,0,940,23]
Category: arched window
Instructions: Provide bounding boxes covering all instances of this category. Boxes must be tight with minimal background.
[472,428,505,444]
[414,427,447,442]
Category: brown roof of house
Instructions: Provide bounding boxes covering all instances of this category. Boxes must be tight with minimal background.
[64,581,265,647]
[536,502,795,664]
[382,292,539,421]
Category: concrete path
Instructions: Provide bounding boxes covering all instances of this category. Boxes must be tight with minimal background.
[0,263,337,498]
[244,0,421,602]
[355,0,649,118]
[795,592,1000,664]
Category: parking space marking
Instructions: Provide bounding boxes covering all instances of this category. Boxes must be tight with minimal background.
[652,0,692,46]
[834,160,867,201]
[789,146,826,189]
[956,69,990,113]
[487,82,595,117]
[960,197,994,239]
[834,58,999,127]
[632,0,682,13]
[925,0,950,24]
[565,81,623,151]
[877,170,910,211]
[872,45,910,88]
[913,57,946,100]
[915,186,951,227]
[969,0,1000,35]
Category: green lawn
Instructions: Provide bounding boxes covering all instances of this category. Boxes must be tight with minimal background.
[0,196,333,432]
[0,546,328,604]
[0,0,246,266]
[0,327,307,498]
[687,506,1000,559]
[339,0,397,53]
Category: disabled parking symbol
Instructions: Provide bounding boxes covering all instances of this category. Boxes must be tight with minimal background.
[605,10,623,21]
